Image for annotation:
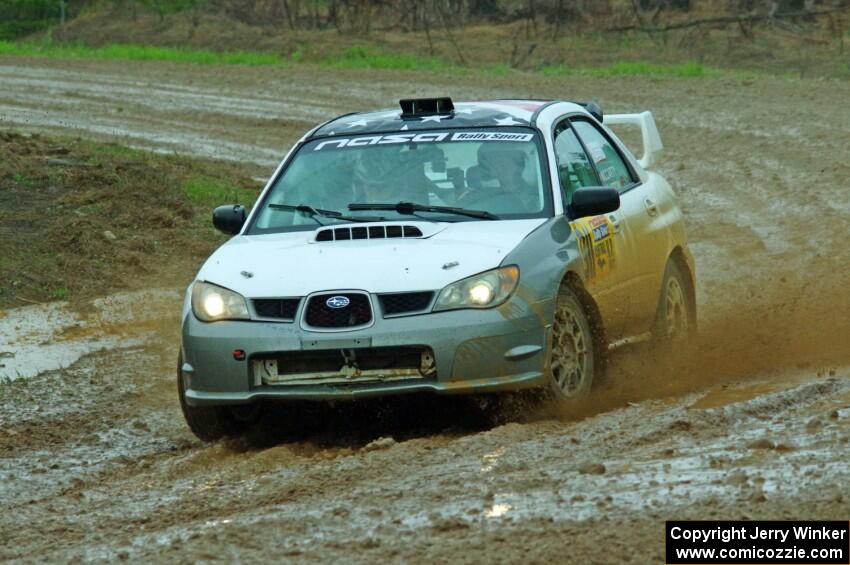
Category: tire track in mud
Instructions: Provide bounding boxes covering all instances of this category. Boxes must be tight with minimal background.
[0,61,489,167]
[1,58,849,561]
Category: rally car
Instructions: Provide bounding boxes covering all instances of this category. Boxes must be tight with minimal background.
[178,97,696,440]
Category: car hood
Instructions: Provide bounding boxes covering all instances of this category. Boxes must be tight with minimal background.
[197,219,546,297]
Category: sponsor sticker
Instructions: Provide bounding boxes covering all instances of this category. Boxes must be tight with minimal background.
[586,141,607,163]
[313,131,534,151]
[599,166,618,183]
[570,215,615,282]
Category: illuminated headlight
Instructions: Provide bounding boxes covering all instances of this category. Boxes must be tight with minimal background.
[191,281,249,322]
[433,266,519,311]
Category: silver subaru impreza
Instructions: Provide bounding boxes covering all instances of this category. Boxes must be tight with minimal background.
[178,97,696,440]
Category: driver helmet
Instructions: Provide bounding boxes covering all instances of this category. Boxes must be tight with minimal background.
[474,143,527,188]
[353,146,420,202]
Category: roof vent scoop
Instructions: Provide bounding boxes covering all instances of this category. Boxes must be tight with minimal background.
[400,97,454,118]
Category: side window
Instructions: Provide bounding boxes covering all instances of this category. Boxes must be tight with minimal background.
[553,122,598,205]
[572,120,636,191]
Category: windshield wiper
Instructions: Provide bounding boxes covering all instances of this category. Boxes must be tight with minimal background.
[348,202,499,221]
[269,203,384,223]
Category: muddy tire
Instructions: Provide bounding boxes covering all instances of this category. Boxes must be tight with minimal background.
[177,352,254,442]
[546,284,598,407]
[652,259,696,342]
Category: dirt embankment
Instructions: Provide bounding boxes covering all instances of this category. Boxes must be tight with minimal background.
[0,132,261,308]
[0,59,849,561]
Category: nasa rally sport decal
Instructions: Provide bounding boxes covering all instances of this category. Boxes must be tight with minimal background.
[313,131,534,151]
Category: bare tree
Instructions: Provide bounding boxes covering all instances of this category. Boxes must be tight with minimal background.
[436,0,467,65]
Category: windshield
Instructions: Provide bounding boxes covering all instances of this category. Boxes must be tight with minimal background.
[248,127,551,234]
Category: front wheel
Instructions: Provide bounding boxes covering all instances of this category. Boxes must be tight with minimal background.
[177,352,257,442]
[546,284,598,407]
[652,259,696,342]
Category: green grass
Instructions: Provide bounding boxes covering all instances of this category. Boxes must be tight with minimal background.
[540,61,717,78]
[0,40,286,66]
[321,46,456,71]
[183,175,244,207]
[483,63,512,76]
[0,39,745,79]
[11,172,36,187]
[83,142,149,166]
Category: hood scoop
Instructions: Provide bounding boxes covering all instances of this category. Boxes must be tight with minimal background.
[311,222,441,243]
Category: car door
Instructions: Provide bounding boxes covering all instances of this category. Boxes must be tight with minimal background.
[553,118,635,338]
[571,119,666,334]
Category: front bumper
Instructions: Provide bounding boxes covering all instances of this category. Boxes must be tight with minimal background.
[181,298,552,405]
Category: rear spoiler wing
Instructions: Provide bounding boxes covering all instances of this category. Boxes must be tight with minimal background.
[605,111,663,170]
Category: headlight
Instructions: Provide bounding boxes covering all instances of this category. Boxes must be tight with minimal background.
[191,281,249,322]
[433,266,519,311]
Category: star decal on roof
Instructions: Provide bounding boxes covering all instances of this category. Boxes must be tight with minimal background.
[494,116,522,126]
[311,100,545,138]
[420,115,447,123]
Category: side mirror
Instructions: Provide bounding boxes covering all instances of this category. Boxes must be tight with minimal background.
[568,187,620,219]
[212,204,246,235]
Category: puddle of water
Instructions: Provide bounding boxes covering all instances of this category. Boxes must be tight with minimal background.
[479,447,505,473]
[0,289,180,381]
[689,372,820,410]
[691,382,785,409]
[485,502,512,518]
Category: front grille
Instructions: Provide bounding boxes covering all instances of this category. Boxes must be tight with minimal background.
[253,298,300,320]
[314,225,423,242]
[379,291,434,316]
[304,292,372,329]
[266,347,428,375]
[253,346,437,386]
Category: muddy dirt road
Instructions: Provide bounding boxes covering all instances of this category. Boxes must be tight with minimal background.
[1,58,849,562]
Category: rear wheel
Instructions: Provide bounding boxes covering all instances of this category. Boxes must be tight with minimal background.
[652,259,696,342]
[177,352,257,442]
[546,284,598,406]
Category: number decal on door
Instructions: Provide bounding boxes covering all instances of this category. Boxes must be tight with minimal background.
[571,215,616,283]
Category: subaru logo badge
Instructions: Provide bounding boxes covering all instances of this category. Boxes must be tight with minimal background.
[326,295,350,309]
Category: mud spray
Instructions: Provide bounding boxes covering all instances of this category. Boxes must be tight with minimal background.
[584,264,850,418]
